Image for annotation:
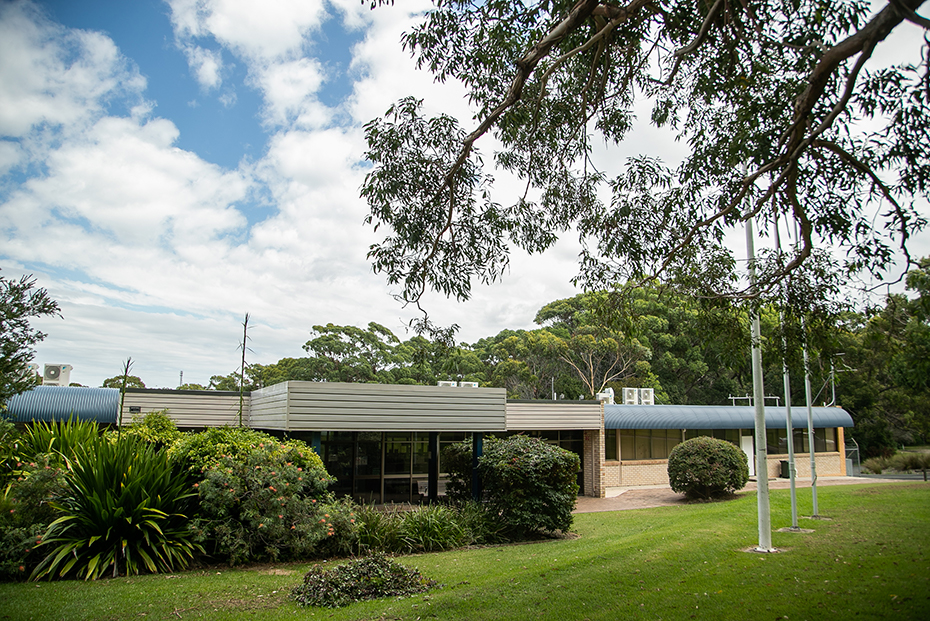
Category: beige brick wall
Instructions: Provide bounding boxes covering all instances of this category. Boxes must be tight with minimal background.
[583,429,605,497]
[766,452,845,478]
[617,461,671,486]
[603,462,621,487]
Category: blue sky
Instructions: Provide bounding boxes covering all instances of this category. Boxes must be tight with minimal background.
[0,0,590,388]
[1,0,926,389]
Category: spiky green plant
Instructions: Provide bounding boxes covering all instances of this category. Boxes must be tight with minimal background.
[31,435,201,580]
[16,417,101,467]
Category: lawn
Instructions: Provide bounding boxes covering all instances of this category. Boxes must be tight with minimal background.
[1,483,927,620]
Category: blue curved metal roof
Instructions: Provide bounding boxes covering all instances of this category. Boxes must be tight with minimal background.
[4,386,120,424]
[604,404,853,430]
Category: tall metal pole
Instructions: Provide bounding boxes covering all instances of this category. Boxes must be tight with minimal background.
[774,220,798,529]
[746,216,773,551]
[803,317,819,516]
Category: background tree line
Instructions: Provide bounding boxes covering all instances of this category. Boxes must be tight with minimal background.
[195,262,930,460]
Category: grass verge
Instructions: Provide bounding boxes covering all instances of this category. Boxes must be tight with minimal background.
[0,482,927,620]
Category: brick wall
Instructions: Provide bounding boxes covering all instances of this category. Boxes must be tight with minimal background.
[583,429,605,497]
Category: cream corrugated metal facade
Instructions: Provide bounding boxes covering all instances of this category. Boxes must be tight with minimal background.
[122,388,248,428]
[250,381,507,432]
[506,400,602,430]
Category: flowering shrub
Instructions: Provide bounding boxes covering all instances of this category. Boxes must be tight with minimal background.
[667,436,749,499]
[0,457,68,581]
[291,554,438,608]
[190,442,337,565]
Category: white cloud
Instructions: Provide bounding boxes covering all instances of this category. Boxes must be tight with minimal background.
[168,0,328,63]
[0,1,145,140]
[182,43,224,90]
[256,59,328,127]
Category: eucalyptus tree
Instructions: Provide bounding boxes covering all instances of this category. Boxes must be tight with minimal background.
[362,0,929,311]
[0,272,60,404]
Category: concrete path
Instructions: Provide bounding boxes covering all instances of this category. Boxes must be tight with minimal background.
[572,475,923,514]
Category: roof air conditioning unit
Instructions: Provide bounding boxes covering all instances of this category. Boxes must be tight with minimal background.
[640,388,655,405]
[437,381,458,387]
[43,364,73,386]
[458,382,479,388]
[596,387,615,404]
[622,387,639,405]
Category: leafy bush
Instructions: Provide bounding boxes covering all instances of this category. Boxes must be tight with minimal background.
[168,426,326,474]
[0,457,68,581]
[189,442,336,565]
[31,435,201,580]
[667,436,749,500]
[313,496,361,559]
[443,436,580,537]
[291,554,438,608]
[0,418,19,485]
[119,410,181,447]
[477,435,580,537]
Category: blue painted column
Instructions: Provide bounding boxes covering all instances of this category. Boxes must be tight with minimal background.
[471,432,483,501]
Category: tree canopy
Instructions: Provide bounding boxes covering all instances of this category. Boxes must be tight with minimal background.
[362,0,929,309]
[0,271,61,406]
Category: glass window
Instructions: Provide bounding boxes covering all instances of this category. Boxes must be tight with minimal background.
[412,441,430,474]
[620,431,635,460]
[605,429,618,460]
[635,430,650,460]
[384,440,411,475]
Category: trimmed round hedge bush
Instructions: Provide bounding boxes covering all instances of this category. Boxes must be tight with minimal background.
[667,436,749,500]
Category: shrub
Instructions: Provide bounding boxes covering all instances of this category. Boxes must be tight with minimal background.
[0,418,19,485]
[190,442,336,565]
[168,427,326,475]
[478,435,580,537]
[890,451,930,480]
[119,410,181,447]
[0,457,68,581]
[31,435,201,580]
[291,554,438,608]
[667,436,749,500]
[862,456,890,474]
[313,496,361,559]
[442,436,580,538]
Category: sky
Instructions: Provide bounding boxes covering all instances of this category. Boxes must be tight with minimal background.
[1,0,927,389]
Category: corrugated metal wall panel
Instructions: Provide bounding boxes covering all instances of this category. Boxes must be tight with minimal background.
[248,383,289,430]
[505,401,603,430]
[122,390,248,428]
[5,386,119,423]
[249,381,507,431]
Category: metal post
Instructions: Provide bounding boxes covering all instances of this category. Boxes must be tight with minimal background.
[781,333,799,529]
[746,216,773,551]
[803,318,819,516]
[471,432,483,502]
[428,432,440,503]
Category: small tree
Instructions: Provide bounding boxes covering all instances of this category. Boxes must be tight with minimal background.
[0,272,60,406]
[667,436,749,500]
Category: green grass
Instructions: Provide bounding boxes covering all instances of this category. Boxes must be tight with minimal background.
[1,483,927,620]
